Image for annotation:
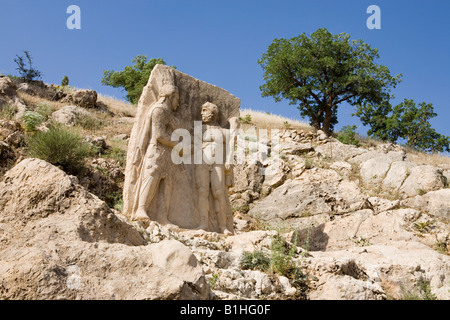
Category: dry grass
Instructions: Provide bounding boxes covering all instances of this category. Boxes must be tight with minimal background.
[405,147,450,169]
[17,92,66,110]
[97,93,136,118]
[240,108,313,132]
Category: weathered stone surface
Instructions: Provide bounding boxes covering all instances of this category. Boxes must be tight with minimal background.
[0,76,27,117]
[309,274,386,300]
[249,171,368,223]
[51,105,90,126]
[262,158,289,188]
[0,159,211,300]
[315,141,367,162]
[123,64,240,233]
[62,89,98,108]
[401,189,450,218]
[17,82,36,96]
[399,165,446,197]
[382,161,416,192]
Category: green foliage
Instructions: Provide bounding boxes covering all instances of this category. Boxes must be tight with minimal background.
[0,104,18,120]
[401,278,437,300]
[35,102,54,120]
[352,236,371,247]
[26,125,93,174]
[21,111,44,132]
[434,240,448,255]
[209,273,219,289]
[355,99,450,153]
[413,220,434,234]
[239,114,252,124]
[337,125,359,146]
[101,55,174,104]
[240,250,271,272]
[270,233,297,276]
[61,75,69,87]
[14,50,42,82]
[258,28,401,135]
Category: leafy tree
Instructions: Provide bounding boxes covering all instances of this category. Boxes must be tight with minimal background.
[355,99,450,153]
[101,56,174,104]
[258,28,402,135]
[14,50,42,82]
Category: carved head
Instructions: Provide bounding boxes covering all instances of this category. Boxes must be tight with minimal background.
[201,102,219,124]
[160,83,179,110]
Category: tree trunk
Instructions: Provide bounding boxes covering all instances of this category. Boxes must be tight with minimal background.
[322,107,333,136]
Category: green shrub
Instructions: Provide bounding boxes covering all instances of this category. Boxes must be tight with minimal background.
[337,125,359,146]
[26,125,92,174]
[401,278,437,300]
[270,233,297,276]
[35,102,53,120]
[240,250,270,272]
[22,111,44,132]
[61,75,69,87]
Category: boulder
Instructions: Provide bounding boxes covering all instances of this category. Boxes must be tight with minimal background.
[262,158,288,188]
[51,105,91,126]
[249,170,368,223]
[315,141,367,162]
[63,89,98,108]
[399,165,446,197]
[17,82,36,96]
[401,189,450,218]
[0,159,211,300]
[382,161,416,192]
[360,157,393,186]
[0,76,27,117]
[309,274,386,300]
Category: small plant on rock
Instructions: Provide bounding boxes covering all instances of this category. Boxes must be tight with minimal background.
[240,250,271,272]
[21,111,44,132]
[239,114,252,124]
[337,125,359,146]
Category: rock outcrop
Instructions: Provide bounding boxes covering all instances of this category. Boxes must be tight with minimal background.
[0,159,211,300]
[62,89,98,108]
[0,75,27,117]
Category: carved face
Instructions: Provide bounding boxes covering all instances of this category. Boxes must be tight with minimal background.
[201,103,218,123]
[169,90,179,111]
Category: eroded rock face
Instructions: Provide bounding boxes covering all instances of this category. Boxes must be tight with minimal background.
[0,75,27,117]
[248,169,369,223]
[0,159,210,300]
[51,105,91,126]
[62,89,98,108]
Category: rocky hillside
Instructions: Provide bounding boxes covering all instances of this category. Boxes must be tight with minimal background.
[0,76,449,300]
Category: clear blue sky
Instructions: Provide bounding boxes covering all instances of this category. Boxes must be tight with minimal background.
[1,0,449,137]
